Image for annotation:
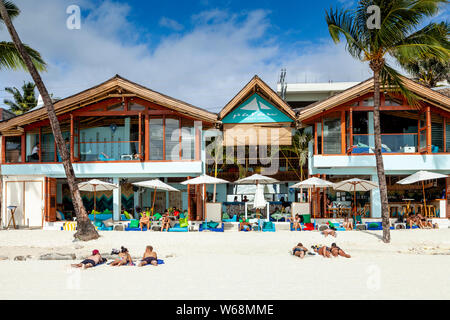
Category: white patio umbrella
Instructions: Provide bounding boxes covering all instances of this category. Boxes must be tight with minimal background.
[180,174,229,221]
[397,171,448,216]
[133,179,179,216]
[334,178,379,219]
[235,174,279,220]
[291,177,335,220]
[78,179,118,218]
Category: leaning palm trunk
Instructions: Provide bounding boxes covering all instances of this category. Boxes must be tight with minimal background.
[372,65,390,243]
[0,2,98,241]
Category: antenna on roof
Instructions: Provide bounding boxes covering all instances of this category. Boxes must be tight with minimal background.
[278,68,287,101]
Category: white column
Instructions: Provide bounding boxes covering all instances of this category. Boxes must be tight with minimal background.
[113,178,121,221]
[371,174,381,218]
[133,190,140,219]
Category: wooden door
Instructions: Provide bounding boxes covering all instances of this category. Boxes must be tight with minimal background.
[44,177,57,222]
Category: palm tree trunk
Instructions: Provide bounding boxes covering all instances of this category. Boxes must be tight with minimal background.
[0,3,98,241]
[372,66,391,243]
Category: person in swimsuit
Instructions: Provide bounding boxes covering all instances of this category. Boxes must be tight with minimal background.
[406,214,418,228]
[292,243,308,259]
[311,245,332,258]
[330,243,351,258]
[161,213,171,232]
[71,250,103,269]
[239,218,252,231]
[138,245,158,267]
[343,216,353,231]
[416,214,433,229]
[139,212,151,231]
[290,214,303,231]
[110,246,133,266]
[321,228,337,238]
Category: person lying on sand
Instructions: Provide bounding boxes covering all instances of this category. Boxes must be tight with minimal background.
[292,243,308,259]
[71,250,103,269]
[161,213,171,232]
[138,245,158,267]
[330,243,351,258]
[321,228,337,238]
[110,246,133,266]
[140,212,151,231]
[311,245,331,258]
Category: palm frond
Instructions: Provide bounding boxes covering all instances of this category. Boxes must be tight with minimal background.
[0,0,20,22]
[0,41,46,71]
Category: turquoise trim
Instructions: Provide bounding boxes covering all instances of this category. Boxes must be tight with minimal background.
[222,93,293,124]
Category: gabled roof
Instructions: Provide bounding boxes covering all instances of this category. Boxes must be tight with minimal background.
[218,75,296,121]
[298,76,450,122]
[0,75,218,135]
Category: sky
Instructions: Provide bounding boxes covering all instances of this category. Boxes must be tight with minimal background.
[0,0,448,112]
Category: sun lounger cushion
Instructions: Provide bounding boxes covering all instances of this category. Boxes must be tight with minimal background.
[94,221,103,228]
[129,219,140,228]
[123,211,132,220]
[302,214,311,224]
[168,223,188,232]
[207,221,219,229]
[179,218,188,228]
[153,213,162,221]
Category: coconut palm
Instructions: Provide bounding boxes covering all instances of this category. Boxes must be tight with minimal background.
[0,1,46,71]
[401,55,450,88]
[281,129,312,181]
[326,0,450,243]
[4,81,38,115]
[0,2,98,241]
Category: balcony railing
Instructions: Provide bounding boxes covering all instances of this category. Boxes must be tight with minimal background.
[351,133,418,154]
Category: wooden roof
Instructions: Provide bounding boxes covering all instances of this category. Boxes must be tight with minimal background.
[298,76,450,122]
[0,75,218,135]
[218,75,296,121]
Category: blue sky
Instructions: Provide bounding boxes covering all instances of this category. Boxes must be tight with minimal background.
[0,0,448,112]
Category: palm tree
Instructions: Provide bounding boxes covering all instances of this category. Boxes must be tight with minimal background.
[401,55,450,88]
[0,2,99,241]
[4,81,38,115]
[0,1,46,71]
[326,0,449,243]
[281,129,312,181]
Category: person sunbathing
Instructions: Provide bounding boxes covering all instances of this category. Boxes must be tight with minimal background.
[292,243,308,259]
[330,243,351,258]
[138,245,158,267]
[71,250,103,269]
[290,214,303,231]
[311,245,331,258]
[110,246,132,266]
[161,213,171,231]
[343,216,353,231]
[139,212,151,231]
[239,219,252,231]
[321,228,337,238]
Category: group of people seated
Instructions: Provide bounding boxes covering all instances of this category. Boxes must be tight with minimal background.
[292,243,351,259]
[71,245,159,269]
[405,213,438,229]
[137,207,185,231]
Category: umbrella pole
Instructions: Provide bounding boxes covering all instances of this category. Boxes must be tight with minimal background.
[422,181,427,217]
[151,187,157,215]
[94,186,96,220]
[203,184,207,222]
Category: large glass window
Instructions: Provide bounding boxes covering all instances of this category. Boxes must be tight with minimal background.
[149,118,164,160]
[316,122,322,155]
[26,133,40,162]
[41,132,55,162]
[165,118,180,160]
[323,116,341,154]
[446,122,450,152]
[431,119,444,153]
[5,136,21,163]
[181,119,195,160]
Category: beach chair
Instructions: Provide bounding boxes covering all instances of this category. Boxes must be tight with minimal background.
[168,217,188,232]
[260,220,275,232]
[366,221,383,230]
[199,221,224,232]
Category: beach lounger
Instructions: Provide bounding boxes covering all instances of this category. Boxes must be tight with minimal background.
[168,223,188,232]
[199,221,224,232]
[366,222,383,230]
[260,220,275,232]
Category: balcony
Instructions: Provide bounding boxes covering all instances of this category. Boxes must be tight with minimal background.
[351,134,418,154]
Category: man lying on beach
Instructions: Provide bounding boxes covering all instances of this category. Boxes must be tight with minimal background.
[311,245,331,258]
[138,245,158,267]
[71,250,103,269]
[110,246,133,266]
[292,243,308,259]
[321,228,337,238]
[330,243,351,258]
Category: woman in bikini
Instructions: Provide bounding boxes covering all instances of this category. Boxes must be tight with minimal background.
[290,214,303,231]
[330,243,351,258]
[138,245,158,267]
[110,246,133,266]
[292,243,308,259]
[161,213,171,231]
[342,216,353,231]
[311,245,332,258]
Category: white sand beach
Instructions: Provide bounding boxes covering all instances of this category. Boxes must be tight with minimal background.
[0,228,449,300]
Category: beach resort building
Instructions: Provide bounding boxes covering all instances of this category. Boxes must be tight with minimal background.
[0,74,449,228]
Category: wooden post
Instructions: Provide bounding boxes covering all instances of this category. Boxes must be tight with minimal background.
[426,106,432,154]
[21,134,26,163]
[145,114,149,161]
[341,111,346,154]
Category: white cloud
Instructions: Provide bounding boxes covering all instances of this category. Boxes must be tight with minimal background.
[0,0,369,112]
[159,17,184,31]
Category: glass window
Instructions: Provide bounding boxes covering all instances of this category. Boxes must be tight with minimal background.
[446,122,450,152]
[362,98,374,106]
[128,102,146,111]
[323,116,341,154]
[384,96,402,106]
[181,119,195,160]
[431,120,444,153]
[41,132,55,162]
[149,118,164,160]
[107,103,124,111]
[5,136,21,163]
[419,130,427,150]
[316,122,322,154]
[165,118,180,160]
[353,112,369,134]
[26,133,40,162]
